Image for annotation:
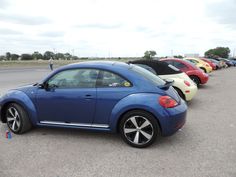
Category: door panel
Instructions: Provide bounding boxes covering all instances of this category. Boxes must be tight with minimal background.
[35,68,99,124]
[94,70,134,124]
[36,88,96,124]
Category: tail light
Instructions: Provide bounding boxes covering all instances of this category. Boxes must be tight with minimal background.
[184,80,190,87]
[205,63,210,67]
[159,96,178,108]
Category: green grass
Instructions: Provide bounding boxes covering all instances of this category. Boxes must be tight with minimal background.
[0,58,131,68]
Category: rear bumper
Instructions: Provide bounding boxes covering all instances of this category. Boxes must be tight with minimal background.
[206,67,212,73]
[183,85,198,101]
[160,99,187,136]
[200,73,209,84]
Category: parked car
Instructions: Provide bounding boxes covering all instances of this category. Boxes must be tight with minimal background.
[206,58,223,69]
[128,60,197,101]
[160,58,209,87]
[200,58,217,70]
[0,61,187,148]
[228,58,236,66]
[213,58,228,68]
[183,58,213,73]
[220,58,234,67]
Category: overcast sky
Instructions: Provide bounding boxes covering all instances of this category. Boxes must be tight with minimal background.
[0,0,236,57]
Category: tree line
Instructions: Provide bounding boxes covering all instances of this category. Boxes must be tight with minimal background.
[0,51,79,61]
[0,46,232,61]
[143,47,231,60]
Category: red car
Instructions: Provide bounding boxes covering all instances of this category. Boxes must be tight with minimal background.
[200,58,217,70]
[160,58,209,87]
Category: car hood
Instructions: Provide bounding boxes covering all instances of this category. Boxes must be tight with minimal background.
[9,84,36,95]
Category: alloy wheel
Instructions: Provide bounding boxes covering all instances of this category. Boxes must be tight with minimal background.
[123,116,154,145]
[6,107,21,132]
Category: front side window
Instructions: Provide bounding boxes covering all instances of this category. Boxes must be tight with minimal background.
[97,70,132,87]
[47,69,99,88]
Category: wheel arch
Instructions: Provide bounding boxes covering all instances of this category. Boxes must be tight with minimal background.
[172,86,185,100]
[115,108,162,134]
[199,67,206,73]
[0,91,38,125]
[189,75,201,85]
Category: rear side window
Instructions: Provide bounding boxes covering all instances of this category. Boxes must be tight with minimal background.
[97,70,132,88]
[131,65,165,86]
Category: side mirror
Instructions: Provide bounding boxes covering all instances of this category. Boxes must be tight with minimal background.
[38,83,45,89]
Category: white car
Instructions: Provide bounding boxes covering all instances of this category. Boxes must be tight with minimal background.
[129,60,198,101]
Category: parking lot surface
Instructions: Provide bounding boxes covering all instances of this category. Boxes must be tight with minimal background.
[0,67,236,177]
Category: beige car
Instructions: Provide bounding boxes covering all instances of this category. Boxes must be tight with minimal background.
[129,60,198,101]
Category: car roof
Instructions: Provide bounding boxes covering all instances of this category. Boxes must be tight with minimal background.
[129,59,182,75]
[67,60,130,68]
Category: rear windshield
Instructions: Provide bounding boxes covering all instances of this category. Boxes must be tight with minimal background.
[130,65,166,86]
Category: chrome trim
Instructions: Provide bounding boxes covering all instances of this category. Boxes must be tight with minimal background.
[40,121,109,128]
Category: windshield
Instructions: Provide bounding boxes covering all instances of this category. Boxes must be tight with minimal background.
[184,60,199,69]
[130,65,166,86]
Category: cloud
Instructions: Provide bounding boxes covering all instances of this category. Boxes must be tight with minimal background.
[207,0,236,28]
[38,31,65,38]
[1,0,236,57]
[0,0,8,9]
[0,12,52,25]
[75,23,122,30]
[0,28,23,35]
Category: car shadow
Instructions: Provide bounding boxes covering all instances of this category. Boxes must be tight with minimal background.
[186,98,200,108]
[1,123,190,149]
[198,84,212,89]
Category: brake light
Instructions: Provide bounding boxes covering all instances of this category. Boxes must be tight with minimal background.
[159,96,178,108]
[184,80,190,87]
[206,63,210,67]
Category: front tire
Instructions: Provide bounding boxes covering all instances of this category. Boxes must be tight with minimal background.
[5,103,32,134]
[119,110,159,148]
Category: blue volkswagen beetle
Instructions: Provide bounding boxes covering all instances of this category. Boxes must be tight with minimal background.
[0,61,187,148]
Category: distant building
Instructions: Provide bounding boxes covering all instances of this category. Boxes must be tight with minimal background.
[184,54,200,58]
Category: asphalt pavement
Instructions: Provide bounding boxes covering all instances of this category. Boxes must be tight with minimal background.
[0,67,235,177]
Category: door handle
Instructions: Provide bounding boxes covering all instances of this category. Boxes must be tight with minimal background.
[84,94,94,99]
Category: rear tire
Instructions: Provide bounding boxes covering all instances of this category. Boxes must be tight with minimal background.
[5,103,32,134]
[189,75,200,87]
[119,110,159,148]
